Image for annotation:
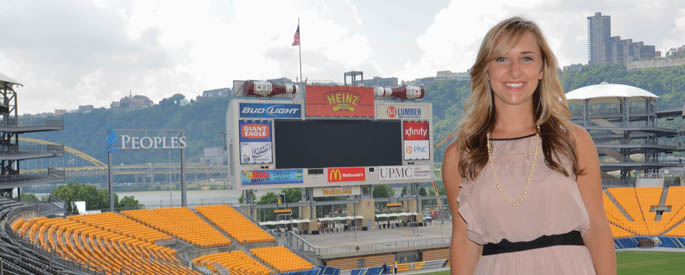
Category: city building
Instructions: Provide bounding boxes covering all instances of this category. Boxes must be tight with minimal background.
[360,76,398,87]
[201,88,231,98]
[110,93,154,111]
[587,12,656,65]
[78,105,94,113]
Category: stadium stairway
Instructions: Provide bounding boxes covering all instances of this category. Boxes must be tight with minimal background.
[605,190,634,222]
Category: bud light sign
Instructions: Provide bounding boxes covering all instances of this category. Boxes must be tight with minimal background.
[239,103,301,118]
[239,121,273,164]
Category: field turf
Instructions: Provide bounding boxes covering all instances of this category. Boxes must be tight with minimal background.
[420,251,685,275]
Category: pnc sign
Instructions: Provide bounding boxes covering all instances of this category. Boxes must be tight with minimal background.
[327,167,366,182]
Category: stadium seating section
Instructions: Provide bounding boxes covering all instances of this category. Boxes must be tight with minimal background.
[193,250,272,274]
[195,204,275,243]
[251,246,314,273]
[10,204,317,275]
[122,207,232,248]
[605,186,685,238]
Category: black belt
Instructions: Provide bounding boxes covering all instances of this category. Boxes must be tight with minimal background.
[482,231,584,256]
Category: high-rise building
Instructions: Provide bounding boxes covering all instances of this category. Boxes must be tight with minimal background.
[587,12,655,65]
[587,12,611,65]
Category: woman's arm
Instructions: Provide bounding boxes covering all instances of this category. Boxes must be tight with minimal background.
[443,142,481,274]
[573,125,617,275]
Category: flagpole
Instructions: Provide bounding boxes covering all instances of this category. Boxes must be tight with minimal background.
[298,18,302,84]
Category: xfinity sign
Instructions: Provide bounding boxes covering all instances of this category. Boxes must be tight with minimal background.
[239,103,301,118]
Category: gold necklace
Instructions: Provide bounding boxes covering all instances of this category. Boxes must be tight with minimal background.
[486,128,540,207]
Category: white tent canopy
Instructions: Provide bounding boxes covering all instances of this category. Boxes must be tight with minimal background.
[375,212,417,218]
[317,216,364,222]
[259,219,311,226]
[566,83,658,105]
[0,73,22,87]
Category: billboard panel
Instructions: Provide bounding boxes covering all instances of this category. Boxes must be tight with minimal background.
[241,169,304,185]
[305,85,374,117]
[239,103,301,119]
[239,121,272,164]
[376,103,430,120]
[328,167,366,182]
[378,166,432,181]
[403,121,430,160]
[274,120,402,169]
[313,186,361,197]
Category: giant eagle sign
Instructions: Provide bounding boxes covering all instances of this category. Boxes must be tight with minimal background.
[106,127,186,151]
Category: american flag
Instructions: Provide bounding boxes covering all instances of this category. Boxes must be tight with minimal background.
[291,25,300,46]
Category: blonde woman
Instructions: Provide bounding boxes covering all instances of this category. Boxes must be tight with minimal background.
[443,17,616,274]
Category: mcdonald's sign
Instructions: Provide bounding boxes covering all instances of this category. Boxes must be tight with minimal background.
[327,167,365,182]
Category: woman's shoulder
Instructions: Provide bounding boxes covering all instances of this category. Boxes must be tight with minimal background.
[567,122,595,149]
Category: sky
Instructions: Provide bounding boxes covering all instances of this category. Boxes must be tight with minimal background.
[1,0,684,114]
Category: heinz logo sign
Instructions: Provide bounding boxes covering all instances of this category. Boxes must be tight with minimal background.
[241,123,270,139]
[239,103,301,118]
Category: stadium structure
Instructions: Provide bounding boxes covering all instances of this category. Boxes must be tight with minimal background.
[566,83,685,248]
[566,82,685,186]
[0,79,683,274]
[0,73,64,198]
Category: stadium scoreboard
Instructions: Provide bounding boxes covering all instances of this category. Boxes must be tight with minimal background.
[227,81,434,190]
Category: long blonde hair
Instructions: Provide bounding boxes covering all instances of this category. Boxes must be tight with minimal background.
[457,16,583,181]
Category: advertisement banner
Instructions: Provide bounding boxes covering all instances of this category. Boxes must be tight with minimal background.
[404,140,430,160]
[403,121,429,140]
[403,121,430,160]
[241,169,304,185]
[378,166,432,181]
[376,103,429,120]
[313,186,361,197]
[305,85,374,117]
[239,103,301,118]
[239,121,272,164]
[327,167,366,182]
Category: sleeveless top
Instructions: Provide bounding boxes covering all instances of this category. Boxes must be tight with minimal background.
[457,134,596,274]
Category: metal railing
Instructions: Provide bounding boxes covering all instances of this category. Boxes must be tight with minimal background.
[313,237,450,256]
[2,118,64,127]
[0,144,64,156]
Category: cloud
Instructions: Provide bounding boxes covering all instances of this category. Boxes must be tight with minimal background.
[400,0,685,80]
[0,0,378,114]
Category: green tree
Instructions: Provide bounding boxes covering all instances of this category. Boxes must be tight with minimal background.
[281,188,302,203]
[419,187,428,197]
[373,185,394,198]
[20,193,40,203]
[51,182,122,212]
[117,196,142,210]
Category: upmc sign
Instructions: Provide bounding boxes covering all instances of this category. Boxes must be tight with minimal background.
[378,166,432,181]
[403,121,430,160]
[239,103,301,118]
[328,167,366,182]
[306,85,374,117]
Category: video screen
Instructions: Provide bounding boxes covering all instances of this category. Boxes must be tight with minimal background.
[274,120,402,169]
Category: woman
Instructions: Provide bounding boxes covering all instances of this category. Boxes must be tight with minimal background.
[443,17,616,274]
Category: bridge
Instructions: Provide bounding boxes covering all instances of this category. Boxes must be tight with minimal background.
[18,137,228,180]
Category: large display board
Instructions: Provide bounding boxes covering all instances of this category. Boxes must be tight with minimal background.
[274,120,402,169]
[227,85,434,190]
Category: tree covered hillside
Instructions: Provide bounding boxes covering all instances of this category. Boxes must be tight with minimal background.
[22,64,685,165]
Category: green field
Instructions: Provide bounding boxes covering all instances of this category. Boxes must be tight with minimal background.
[421,251,685,275]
